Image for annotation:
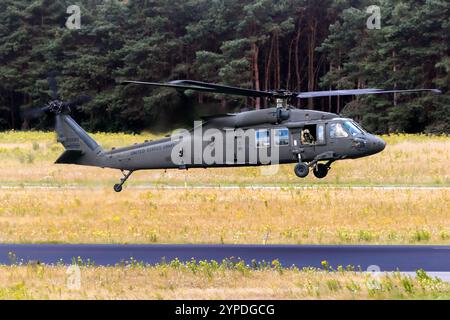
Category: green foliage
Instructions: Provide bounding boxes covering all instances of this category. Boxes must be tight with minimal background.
[412,229,431,242]
[321,0,450,133]
[0,0,447,133]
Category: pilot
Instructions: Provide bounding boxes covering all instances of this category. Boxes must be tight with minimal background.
[335,123,347,137]
[302,129,314,144]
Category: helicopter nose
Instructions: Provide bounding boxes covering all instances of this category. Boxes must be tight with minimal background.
[370,136,386,154]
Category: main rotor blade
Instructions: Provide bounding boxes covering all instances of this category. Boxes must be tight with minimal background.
[123,80,217,93]
[170,80,274,98]
[297,88,442,99]
[22,105,50,119]
[65,95,92,108]
[122,80,273,98]
[124,80,442,101]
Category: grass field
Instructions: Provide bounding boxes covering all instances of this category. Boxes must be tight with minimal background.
[0,264,449,299]
[0,188,448,244]
[0,132,448,186]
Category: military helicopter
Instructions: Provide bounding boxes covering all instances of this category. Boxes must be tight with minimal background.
[27,76,440,192]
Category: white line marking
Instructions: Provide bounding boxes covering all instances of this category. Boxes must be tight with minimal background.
[398,272,450,283]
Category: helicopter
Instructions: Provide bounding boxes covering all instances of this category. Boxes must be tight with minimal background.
[27,76,441,192]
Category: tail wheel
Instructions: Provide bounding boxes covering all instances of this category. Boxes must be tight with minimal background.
[294,162,309,178]
[313,163,329,179]
[113,184,123,193]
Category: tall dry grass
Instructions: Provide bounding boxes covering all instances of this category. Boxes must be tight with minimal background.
[0,188,448,244]
[0,265,448,299]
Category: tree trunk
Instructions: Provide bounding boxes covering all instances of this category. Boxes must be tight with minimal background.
[275,32,281,90]
[393,50,397,107]
[221,98,227,112]
[328,63,333,112]
[337,63,342,114]
[9,91,14,129]
[294,24,302,107]
[263,48,269,108]
[286,37,295,90]
[265,36,274,92]
[252,41,261,109]
[337,50,342,114]
[307,19,317,109]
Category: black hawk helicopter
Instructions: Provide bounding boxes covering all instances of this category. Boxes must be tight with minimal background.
[27,76,441,192]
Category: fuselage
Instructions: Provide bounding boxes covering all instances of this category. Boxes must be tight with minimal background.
[96,108,386,171]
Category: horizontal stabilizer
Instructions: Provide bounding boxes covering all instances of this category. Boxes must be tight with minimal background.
[55,150,83,164]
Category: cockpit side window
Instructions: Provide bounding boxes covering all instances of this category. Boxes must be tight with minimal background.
[329,123,348,138]
[343,121,362,136]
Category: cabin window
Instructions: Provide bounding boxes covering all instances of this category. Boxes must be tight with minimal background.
[255,129,270,148]
[274,128,289,146]
[316,124,325,144]
[301,124,317,145]
[329,123,349,138]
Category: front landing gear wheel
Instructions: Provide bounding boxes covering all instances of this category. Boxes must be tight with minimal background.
[313,163,329,179]
[294,162,309,178]
[113,184,123,193]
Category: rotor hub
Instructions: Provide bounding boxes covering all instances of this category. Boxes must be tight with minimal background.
[47,100,66,114]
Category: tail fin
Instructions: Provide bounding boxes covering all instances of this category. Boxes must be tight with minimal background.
[55,114,103,166]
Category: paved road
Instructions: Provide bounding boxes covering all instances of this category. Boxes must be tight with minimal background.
[0,244,449,272]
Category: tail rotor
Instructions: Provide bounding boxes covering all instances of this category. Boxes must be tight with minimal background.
[23,72,91,120]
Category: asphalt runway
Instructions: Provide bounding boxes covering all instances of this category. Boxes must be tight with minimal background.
[1,244,449,272]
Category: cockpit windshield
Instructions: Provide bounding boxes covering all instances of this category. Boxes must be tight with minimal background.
[351,120,366,133]
[343,121,363,136]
